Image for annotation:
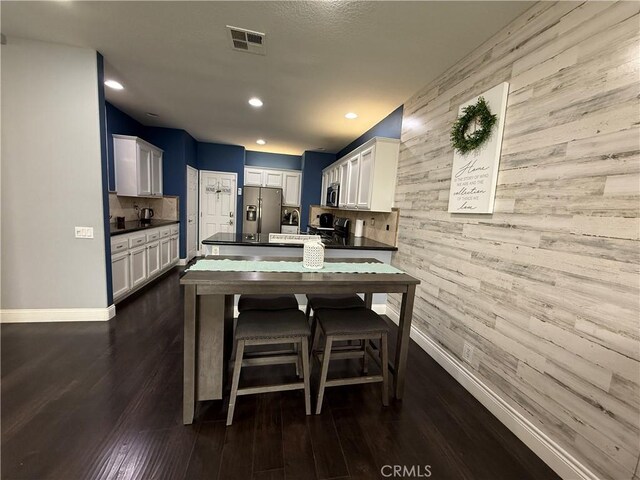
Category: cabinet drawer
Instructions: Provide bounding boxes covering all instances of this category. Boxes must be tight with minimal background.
[129,234,147,248]
[160,227,171,238]
[170,225,179,235]
[147,231,160,242]
[111,237,129,253]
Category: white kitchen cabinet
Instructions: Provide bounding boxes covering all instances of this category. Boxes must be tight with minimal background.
[147,241,160,277]
[282,171,302,206]
[170,235,179,262]
[321,171,330,206]
[244,167,301,206]
[321,137,400,212]
[160,237,171,269]
[111,251,131,300]
[244,168,264,186]
[346,154,359,208]
[113,135,164,197]
[130,245,148,288]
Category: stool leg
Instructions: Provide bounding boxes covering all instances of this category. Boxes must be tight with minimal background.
[310,320,321,363]
[315,335,333,414]
[380,333,389,407]
[301,337,311,415]
[227,340,245,426]
[305,303,311,320]
[294,343,301,378]
[362,338,369,375]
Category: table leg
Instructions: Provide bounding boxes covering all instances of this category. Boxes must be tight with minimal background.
[183,285,196,425]
[197,295,226,401]
[394,284,416,399]
[364,293,373,309]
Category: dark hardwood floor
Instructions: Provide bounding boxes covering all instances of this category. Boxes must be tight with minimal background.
[1,268,560,480]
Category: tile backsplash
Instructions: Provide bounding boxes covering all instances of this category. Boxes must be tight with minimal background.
[308,206,400,246]
[109,194,179,222]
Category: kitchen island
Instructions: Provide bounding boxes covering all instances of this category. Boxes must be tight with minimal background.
[202,232,398,311]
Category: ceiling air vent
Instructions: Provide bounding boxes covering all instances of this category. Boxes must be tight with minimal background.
[227,25,266,55]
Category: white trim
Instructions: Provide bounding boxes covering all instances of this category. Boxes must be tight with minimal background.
[385,306,599,480]
[1,305,116,323]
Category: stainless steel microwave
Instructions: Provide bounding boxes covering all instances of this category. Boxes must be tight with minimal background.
[326,182,340,207]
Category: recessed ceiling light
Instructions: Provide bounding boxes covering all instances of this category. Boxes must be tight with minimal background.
[146,112,159,118]
[249,97,263,107]
[345,112,358,119]
[256,139,266,145]
[104,80,124,90]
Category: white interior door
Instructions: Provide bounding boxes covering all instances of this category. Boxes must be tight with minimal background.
[186,166,198,259]
[199,171,237,248]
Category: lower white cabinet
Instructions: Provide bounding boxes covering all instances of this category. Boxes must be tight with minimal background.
[111,251,131,299]
[111,224,180,302]
[160,237,172,269]
[147,241,161,277]
[130,245,148,288]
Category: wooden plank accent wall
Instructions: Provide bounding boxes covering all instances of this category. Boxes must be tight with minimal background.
[389,2,640,479]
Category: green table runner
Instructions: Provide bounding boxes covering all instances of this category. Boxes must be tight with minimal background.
[187,259,404,274]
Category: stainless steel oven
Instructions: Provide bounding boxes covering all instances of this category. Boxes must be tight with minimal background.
[326,182,340,207]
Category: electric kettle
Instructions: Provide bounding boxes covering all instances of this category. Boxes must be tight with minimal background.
[141,208,154,223]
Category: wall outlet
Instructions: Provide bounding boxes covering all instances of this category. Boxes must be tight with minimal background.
[386,224,390,231]
[75,227,94,239]
[370,218,375,226]
[462,341,475,363]
[209,246,220,255]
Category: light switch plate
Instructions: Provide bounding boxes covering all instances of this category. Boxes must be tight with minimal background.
[75,227,94,239]
[238,187,242,196]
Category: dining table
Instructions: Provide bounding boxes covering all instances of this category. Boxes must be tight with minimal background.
[180,255,420,425]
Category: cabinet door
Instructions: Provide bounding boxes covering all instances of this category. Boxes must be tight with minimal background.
[146,241,160,277]
[137,144,152,196]
[346,154,359,208]
[264,170,283,188]
[130,245,148,288]
[356,146,374,209]
[170,235,179,262]
[244,168,263,186]
[160,238,171,269]
[282,172,301,206]
[338,162,348,207]
[111,251,131,300]
[151,150,163,196]
[321,171,329,206]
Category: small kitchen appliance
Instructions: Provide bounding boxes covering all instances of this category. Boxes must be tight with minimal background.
[326,183,340,207]
[140,208,154,224]
[319,213,334,228]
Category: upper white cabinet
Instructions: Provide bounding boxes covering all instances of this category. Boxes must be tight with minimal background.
[321,137,400,212]
[114,135,163,197]
[243,167,302,206]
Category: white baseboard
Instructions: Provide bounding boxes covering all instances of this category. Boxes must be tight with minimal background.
[1,305,116,323]
[385,306,598,480]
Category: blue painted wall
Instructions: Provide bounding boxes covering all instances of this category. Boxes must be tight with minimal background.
[334,105,403,159]
[105,102,147,192]
[197,142,246,234]
[245,150,302,170]
[97,53,114,305]
[300,151,336,230]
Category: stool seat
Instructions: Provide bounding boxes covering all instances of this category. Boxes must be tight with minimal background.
[315,308,389,336]
[306,294,364,311]
[236,309,310,340]
[238,294,298,312]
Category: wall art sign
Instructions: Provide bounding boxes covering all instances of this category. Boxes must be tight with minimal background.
[447,82,509,214]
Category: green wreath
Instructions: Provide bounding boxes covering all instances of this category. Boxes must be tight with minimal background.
[450,96,497,154]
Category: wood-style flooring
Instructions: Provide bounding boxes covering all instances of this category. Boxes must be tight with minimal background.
[1,268,560,480]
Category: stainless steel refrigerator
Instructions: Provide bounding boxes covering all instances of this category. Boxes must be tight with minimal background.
[242,186,282,235]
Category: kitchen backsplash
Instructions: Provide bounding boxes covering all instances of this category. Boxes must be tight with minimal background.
[109,194,179,222]
[308,206,399,246]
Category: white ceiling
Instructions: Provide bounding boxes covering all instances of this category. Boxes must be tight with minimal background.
[1,1,533,155]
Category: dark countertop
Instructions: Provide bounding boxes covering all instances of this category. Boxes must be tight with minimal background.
[202,232,397,251]
[110,219,180,236]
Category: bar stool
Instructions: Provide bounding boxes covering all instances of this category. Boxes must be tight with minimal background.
[227,307,311,425]
[305,294,365,320]
[312,307,389,414]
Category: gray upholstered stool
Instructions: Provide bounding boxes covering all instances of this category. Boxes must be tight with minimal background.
[238,294,299,312]
[312,307,389,414]
[304,294,365,319]
[227,308,311,426]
